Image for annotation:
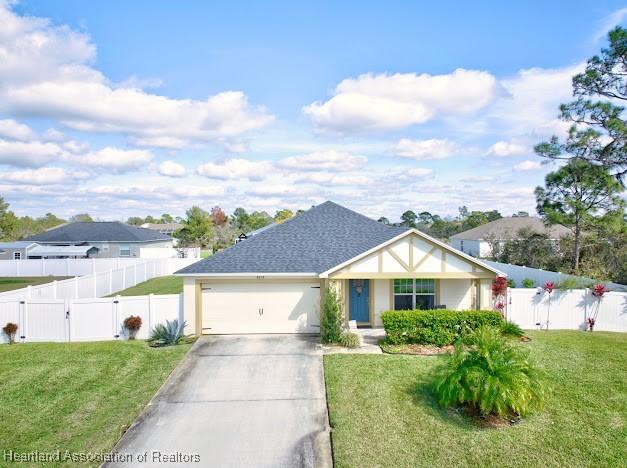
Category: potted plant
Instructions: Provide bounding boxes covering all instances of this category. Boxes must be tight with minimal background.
[3,322,18,344]
[123,315,142,340]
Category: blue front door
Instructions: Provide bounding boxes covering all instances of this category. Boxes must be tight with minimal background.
[349,279,370,323]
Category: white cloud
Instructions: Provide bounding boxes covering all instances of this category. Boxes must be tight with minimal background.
[0,3,273,148]
[487,140,528,157]
[158,160,186,178]
[278,150,368,171]
[246,184,317,197]
[300,172,373,186]
[0,119,37,141]
[197,158,272,181]
[513,160,543,171]
[42,128,65,142]
[64,147,153,172]
[303,69,498,133]
[0,167,90,185]
[405,168,434,178]
[392,138,456,160]
[0,139,64,167]
[592,8,627,43]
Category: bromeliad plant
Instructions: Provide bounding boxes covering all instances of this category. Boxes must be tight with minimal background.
[432,326,548,419]
[587,284,608,331]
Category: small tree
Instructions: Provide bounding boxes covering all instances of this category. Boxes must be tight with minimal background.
[123,315,143,340]
[491,276,508,316]
[542,282,555,330]
[2,322,18,344]
[320,288,342,344]
[587,284,609,331]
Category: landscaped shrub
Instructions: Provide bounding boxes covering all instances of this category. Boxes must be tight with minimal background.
[381,309,503,346]
[339,331,360,348]
[500,321,524,338]
[123,315,142,340]
[521,278,535,288]
[432,326,548,418]
[148,319,187,347]
[2,322,18,344]
[320,288,342,344]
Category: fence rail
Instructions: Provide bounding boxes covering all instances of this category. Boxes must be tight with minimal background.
[507,288,626,332]
[0,294,183,344]
[0,258,196,302]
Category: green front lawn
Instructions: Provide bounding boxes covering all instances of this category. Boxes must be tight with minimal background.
[0,276,71,293]
[324,331,626,467]
[0,341,190,464]
[111,275,183,296]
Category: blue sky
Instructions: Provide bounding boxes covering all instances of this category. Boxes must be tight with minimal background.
[0,0,625,220]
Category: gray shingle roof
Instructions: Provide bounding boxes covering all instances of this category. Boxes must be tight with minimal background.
[24,222,172,243]
[450,216,571,241]
[177,201,407,274]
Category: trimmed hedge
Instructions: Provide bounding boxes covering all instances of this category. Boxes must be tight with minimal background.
[381,309,504,346]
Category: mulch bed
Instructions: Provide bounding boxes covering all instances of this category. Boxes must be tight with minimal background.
[460,406,522,428]
[379,343,455,355]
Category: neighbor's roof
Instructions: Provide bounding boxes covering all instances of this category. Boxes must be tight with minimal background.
[0,241,38,249]
[177,201,407,274]
[450,216,571,240]
[29,245,97,256]
[24,222,172,243]
[140,222,183,231]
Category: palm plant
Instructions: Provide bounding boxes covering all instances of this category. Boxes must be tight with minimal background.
[433,326,548,418]
[500,321,524,338]
[148,319,187,347]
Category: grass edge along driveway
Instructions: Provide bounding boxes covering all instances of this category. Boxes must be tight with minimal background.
[0,340,191,466]
[324,330,626,468]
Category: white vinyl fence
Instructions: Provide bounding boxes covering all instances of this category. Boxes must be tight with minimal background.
[0,294,182,344]
[0,257,149,277]
[483,260,627,292]
[507,288,627,332]
[0,258,196,302]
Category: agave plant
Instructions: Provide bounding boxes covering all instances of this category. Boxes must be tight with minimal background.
[148,319,187,347]
[432,326,548,418]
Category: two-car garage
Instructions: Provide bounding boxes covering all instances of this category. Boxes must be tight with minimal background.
[200,281,321,334]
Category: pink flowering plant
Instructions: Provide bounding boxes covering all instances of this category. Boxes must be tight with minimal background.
[491,276,508,317]
[588,284,608,331]
[542,281,555,330]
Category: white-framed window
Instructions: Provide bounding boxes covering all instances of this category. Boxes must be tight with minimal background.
[13,252,21,260]
[119,244,131,256]
[393,279,435,310]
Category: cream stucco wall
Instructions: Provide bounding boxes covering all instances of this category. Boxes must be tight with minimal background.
[439,279,472,310]
[479,279,493,309]
[372,279,390,326]
[183,276,197,335]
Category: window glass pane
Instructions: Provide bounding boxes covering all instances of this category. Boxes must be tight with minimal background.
[415,279,434,294]
[394,295,413,310]
[394,279,413,294]
[415,294,435,310]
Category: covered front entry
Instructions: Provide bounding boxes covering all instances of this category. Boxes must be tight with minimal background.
[201,281,320,334]
[349,279,370,325]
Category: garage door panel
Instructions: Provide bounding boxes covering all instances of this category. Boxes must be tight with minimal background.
[202,282,320,334]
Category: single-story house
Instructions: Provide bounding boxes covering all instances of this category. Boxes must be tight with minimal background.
[0,241,98,259]
[450,216,571,257]
[176,201,504,335]
[24,222,173,258]
[0,242,39,260]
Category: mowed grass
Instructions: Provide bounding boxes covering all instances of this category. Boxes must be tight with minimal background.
[0,276,71,292]
[0,340,190,465]
[111,275,183,296]
[324,331,626,468]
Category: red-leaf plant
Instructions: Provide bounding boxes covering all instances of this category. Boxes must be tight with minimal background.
[492,276,508,317]
[542,282,555,330]
[587,284,608,331]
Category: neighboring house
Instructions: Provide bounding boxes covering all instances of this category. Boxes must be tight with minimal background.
[176,201,504,335]
[0,242,39,260]
[140,222,183,235]
[450,216,571,258]
[24,222,173,258]
[0,241,98,259]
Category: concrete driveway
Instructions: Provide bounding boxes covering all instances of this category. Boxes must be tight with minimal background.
[106,335,331,468]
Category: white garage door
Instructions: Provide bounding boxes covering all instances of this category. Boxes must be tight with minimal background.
[202,282,321,334]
